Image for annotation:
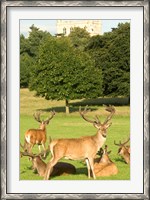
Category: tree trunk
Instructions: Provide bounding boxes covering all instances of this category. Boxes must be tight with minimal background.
[65,99,70,114]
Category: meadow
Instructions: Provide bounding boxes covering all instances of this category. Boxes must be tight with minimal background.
[20,88,130,180]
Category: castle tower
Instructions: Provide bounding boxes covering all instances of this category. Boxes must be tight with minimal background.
[56,20,102,36]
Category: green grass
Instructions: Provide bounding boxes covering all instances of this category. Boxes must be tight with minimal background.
[20,88,130,180]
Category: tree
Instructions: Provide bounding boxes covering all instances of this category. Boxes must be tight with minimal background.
[68,27,90,50]
[27,24,51,57]
[29,37,103,113]
[20,25,52,87]
[86,22,130,97]
[20,53,34,88]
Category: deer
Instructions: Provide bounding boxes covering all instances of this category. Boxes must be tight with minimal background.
[94,145,118,177]
[20,144,76,177]
[114,138,130,164]
[44,105,115,180]
[23,110,55,156]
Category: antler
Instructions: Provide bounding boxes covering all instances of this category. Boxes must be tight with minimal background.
[97,148,104,156]
[114,137,130,146]
[20,148,50,158]
[33,110,55,124]
[20,143,24,149]
[103,105,115,125]
[103,145,111,155]
[79,106,101,124]
[20,151,35,158]
[44,110,56,124]
[33,111,42,123]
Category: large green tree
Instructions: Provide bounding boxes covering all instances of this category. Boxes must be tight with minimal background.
[29,37,103,113]
[86,22,130,97]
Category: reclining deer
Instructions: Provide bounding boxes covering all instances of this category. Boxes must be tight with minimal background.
[23,110,55,155]
[94,145,118,177]
[20,144,76,177]
[44,105,115,180]
[114,138,130,164]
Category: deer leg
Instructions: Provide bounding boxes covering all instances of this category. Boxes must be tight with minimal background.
[38,145,41,152]
[29,143,34,153]
[42,143,46,157]
[88,158,96,179]
[85,158,91,178]
[44,156,60,180]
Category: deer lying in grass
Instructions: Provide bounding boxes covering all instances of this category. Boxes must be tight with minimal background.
[44,105,115,180]
[20,145,76,177]
[94,145,118,177]
[114,138,130,164]
[23,111,55,155]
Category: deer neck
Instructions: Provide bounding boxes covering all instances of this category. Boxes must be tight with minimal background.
[93,130,106,148]
[122,151,130,164]
[39,126,46,131]
[36,158,47,176]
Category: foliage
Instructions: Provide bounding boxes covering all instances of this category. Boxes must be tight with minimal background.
[29,37,103,112]
[68,27,90,50]
[20,53,34,88]
[20,25,51,87]
[86,23,130,97]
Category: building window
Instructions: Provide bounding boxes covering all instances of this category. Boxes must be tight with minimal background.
[63,27,67,35]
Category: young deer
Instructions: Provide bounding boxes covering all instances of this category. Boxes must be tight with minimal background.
[94,145,118,177]
[114,138,130,164]
[44,105,115,180]
[20,150,76,177]
[23,111,55,154]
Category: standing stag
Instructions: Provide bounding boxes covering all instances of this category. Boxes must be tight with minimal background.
[94,145,118,177]
[44,105,115,180]
[114,138,130,164]
[23,111,55,154]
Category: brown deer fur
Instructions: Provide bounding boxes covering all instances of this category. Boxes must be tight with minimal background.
[44,105,115,180]
[20,151,76,177]
[114,138,130,164]
[24,111,55,154]
[94,146,118,177]
[118,146,130,164]
[32,156,76,177]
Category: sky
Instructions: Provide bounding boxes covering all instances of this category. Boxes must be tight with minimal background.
[20,19,130,38]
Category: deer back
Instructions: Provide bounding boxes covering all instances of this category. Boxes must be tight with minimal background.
[25,129,47,145]
[24,111,55,148]
[50,105,115,161]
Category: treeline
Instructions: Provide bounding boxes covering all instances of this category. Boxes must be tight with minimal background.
[20,23,130,112]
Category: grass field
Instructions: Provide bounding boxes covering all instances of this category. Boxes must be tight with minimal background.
[20,88,130,180]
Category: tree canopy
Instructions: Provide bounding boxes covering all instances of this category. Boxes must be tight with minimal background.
[86,22,130,97]
[29,37,103,113]
[68,27,90,50]
[20,25,51,87]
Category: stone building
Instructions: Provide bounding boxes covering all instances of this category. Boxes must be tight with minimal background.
[56,20,102,36]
